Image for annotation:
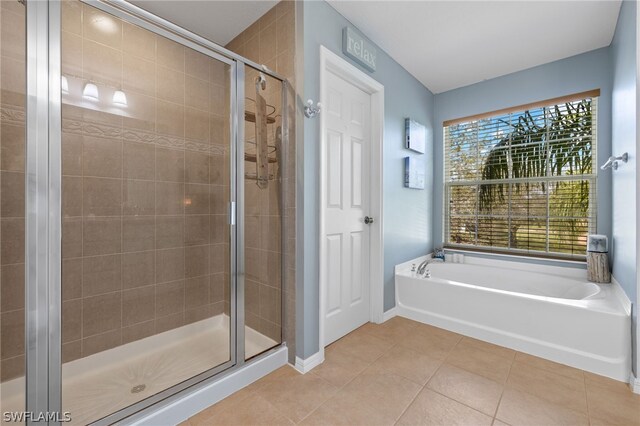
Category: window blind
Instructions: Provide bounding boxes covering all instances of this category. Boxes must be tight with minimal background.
[443,93,598,259]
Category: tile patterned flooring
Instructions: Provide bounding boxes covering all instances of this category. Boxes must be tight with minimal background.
[184,317,640,425]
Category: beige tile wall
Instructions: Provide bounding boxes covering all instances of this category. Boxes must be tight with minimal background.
[225,0,296,360]
[0,0,26,382]
[0,0,298,382]
[56,0,231,367]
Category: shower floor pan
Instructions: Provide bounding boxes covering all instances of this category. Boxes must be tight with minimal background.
[0,315,277,425]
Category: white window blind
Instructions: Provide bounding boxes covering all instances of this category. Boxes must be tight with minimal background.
[443,92,598,259]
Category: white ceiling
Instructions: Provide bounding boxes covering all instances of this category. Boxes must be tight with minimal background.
[128,0,279,46]
[327,0,622,94]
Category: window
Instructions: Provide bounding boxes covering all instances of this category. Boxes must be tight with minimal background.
[443,90,598,259]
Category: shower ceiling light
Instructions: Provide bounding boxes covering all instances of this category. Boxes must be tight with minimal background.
[61,75,69,94]
[113,89,127,107]
[82,82,99,101]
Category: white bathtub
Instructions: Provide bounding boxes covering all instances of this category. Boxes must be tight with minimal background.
[395,255,631,381]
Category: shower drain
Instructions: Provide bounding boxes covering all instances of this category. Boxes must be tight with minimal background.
[131,384,146,394]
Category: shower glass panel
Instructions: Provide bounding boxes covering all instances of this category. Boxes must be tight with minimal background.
[0,1,26,424]
[60,1,232,423]
[243,67,283,360]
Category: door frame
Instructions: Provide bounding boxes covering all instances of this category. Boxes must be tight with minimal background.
[318,46,384,358]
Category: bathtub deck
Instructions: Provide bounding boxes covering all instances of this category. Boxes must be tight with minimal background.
[185,316,640,426]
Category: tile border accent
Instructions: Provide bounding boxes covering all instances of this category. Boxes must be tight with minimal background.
[61,118,228,156]
[293,351,324,374]
[1,106,26,125]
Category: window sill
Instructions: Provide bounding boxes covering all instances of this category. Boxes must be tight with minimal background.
[443,246,587,267]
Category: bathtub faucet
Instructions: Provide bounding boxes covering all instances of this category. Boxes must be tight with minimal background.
[416,260,434,278]
[417,257,445,278]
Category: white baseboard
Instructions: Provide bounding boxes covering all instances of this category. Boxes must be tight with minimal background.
[294,351,324,374]
[129,346,288,425]
[630,374,639,393]
[613,276,637,395]
[382,306,398,322]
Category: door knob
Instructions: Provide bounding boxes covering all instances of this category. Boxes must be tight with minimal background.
[364,216,374,225]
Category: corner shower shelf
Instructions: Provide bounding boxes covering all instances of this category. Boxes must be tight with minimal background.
[244,153,278,163]
[245,172,275,181]
[244,110,276,124]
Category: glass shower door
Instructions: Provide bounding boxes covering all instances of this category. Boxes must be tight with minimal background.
[59,1,234,423]
[243,67,283,360]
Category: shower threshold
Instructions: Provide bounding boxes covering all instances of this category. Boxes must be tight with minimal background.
[0,315,277,425]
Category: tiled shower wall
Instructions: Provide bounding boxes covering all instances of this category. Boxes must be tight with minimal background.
[55,1,231,366]
[226,0,297,362]
[0,0,26,382]
[0,0,297,381]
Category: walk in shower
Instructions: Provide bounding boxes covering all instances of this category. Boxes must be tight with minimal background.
[0,0,287,423]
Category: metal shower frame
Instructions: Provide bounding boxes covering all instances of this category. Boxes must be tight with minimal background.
[24,0,288,424]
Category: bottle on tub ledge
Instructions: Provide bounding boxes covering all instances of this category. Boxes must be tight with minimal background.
[586,234,611,283]
[435,248,464,264]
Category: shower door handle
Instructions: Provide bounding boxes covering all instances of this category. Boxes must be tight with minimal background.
[229,201,236,225]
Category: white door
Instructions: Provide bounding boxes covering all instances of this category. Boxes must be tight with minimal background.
[322,69,372,346]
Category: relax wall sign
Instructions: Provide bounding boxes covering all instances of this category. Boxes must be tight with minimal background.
[342,27,377,72]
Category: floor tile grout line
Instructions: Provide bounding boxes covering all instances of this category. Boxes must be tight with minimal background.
[390,383,426,426]
[256,366,341,425]
[390,365,434,425]
[582,371,593,426]
[425,385,500,421]
[294,375,343,424]
[296,338,411,425]
[307,344,384,392]
[507,357,592,417]
[295,404,317,424]
[422,358,508,421]
[443,336,515,386]
[340,350,421,426]
[490,351,515,422]
[187,320,639,425]
[504,358,594,422]
[294,363,358,426]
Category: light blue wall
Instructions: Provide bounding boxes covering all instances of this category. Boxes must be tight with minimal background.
[431,4,637,373]
[300,0,435,358]
[433,48,613,265]
[298,0,638,370]
[610,0,637,374]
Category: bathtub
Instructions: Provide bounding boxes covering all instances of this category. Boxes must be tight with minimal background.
[395,255,631,381]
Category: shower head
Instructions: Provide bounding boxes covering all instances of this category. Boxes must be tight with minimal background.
[256,74,266,91]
